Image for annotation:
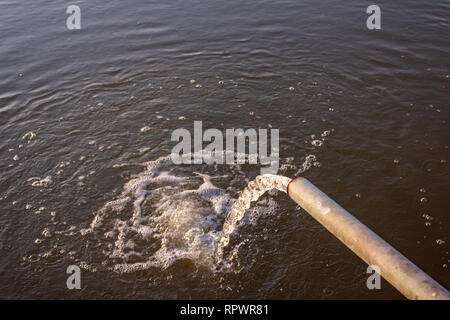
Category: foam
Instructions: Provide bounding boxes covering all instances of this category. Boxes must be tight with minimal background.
[79,155,234,271]
[22,131,36,142]
[32,151,319,273]
[28,176,53,187]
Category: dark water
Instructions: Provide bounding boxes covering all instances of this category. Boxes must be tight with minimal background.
[0,0,449,299]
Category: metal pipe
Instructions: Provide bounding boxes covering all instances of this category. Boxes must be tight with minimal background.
[287,177,450,300]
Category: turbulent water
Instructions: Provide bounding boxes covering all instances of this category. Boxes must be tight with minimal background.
[31,153,308,274]
[1,0,449,299]
[218,174,291,258]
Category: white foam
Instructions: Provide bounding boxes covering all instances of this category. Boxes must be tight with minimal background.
[35,152,320,273]
[28,176,52,187]
[22,131,36,142]
[79,155,234,272]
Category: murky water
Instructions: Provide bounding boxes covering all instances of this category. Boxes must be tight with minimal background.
[0,0,448,299]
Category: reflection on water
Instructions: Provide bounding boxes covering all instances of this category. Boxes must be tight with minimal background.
[0,0,448,299]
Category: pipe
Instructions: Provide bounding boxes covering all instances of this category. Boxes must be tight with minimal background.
[287,177,450,300]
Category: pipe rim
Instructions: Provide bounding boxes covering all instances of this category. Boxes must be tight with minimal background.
[286,176,302,197]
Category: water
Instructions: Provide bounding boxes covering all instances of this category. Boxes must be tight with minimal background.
[218,174,291,259]
[0,0,449,299]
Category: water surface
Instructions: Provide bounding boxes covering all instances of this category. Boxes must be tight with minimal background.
[0,0,449,299]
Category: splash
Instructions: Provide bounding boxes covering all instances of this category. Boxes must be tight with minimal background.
[79,155,235,272]
[29,152,318,273]
[295,154,317,176]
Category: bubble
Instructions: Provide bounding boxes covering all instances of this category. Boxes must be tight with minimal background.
[311,140,323,147]
[31,150,323,274]
[42,228,52,238]
[22,131,36,142]
[29,176,52,188]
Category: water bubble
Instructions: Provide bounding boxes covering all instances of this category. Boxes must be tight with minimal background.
[42,228,52,238]
[29,176,52,188]
[22,131,36,142]
[311,140,323,147]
